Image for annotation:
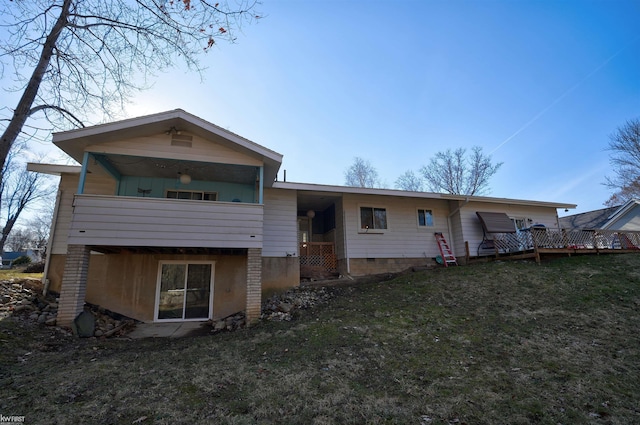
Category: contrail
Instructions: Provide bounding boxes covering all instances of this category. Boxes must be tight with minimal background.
[490,35,640,155]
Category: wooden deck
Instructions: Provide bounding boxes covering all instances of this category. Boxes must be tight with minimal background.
[473,228,640,263]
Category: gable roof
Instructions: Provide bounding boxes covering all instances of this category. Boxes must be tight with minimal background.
[51,109,283,184]
[559,199,640,230]
[601,198,640,229]
[558,205,620,229]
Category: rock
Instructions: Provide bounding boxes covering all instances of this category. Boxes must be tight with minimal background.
[278,302,293,313]
[214,321,226,331]
[14,304,33,312]
[29,313,39,320]
[73,311,96,338]
[37,314,48,324]
[94,330,104,337]
[45,318,57,326]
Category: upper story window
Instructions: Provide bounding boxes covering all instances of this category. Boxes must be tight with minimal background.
[166,190,218,201]
[417,209,434,227]
[360,206,387,231]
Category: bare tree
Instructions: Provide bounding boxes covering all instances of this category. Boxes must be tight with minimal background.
[604,118,640,206]
[4,227,37,253]
[345,157,381,188]
[395,170,424,192]
[1,147,55,254]
[0,0,260,172]
[420,146,502,196]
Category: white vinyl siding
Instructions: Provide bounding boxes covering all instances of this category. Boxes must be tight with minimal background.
[85,133,262,167]
[50,173,117,255]
[343,194,450,259]
[262,188,298,257]
[68,194,263,248]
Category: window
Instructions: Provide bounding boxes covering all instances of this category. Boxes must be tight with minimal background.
[418,209,434,227]
[166,190,218,201]
[360,206,387,230]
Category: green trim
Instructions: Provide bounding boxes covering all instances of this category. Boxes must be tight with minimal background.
[77,152,89,194]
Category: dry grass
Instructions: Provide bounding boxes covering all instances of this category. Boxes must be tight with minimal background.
[1,254,640,424]
[0,269,43,281]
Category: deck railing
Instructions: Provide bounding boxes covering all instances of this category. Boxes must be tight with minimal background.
[480,228,640,259]
[531,228,640,251]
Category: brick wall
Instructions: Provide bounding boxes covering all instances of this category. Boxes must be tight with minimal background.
[246,248,262,324]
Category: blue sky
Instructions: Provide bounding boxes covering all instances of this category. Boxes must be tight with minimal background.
[12,0,640,216]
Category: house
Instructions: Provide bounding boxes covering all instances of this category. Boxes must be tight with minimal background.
[28,109,576,327]
[559,199,640,231]
[1,250,40,268]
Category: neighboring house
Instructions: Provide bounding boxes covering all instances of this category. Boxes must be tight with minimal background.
[559,199,640,231]
[1,250,40,268]
[28,109,576,327]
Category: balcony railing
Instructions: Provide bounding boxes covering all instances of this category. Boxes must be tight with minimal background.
[68,194,263,249]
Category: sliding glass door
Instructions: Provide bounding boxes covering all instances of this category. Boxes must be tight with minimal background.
[156,261,214,321]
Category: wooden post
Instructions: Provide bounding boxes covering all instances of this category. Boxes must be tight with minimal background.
[465,241,470,264]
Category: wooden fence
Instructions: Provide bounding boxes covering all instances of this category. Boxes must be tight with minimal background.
[299,242,337,271]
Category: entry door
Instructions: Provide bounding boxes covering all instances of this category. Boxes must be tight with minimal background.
[156,262,214,321]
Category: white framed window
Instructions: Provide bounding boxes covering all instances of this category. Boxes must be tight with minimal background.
[155,261,215,321]
[417,209,434,227]
[166,190,218,201]
[359,206,388,232]
[510,217,529,231]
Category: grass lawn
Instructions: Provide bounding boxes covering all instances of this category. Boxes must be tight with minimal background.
[1,254,639,424]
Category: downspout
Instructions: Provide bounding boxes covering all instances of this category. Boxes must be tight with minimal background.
[42,189,63,295]
[446,197,470,257]
[342,209,351,277]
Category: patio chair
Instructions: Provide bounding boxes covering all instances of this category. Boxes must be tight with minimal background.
[475,211,517,256]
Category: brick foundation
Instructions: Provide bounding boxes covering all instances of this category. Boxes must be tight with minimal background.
[57,245,91,327]
[246,248,262,325]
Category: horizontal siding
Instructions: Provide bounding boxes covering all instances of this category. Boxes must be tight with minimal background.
[609,204,640,230]
[68,195,263,248]
[459,201,560,256]
[50,173,116,255]
[86,133,262,166]
[343,194,451,259]
[50,175,76,255]
[84,173,117,195]
[262,188,298,257]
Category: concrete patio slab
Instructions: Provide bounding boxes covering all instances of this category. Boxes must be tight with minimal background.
[127,321,210,338]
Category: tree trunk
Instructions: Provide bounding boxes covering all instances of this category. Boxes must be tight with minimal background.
[0,0,72,172]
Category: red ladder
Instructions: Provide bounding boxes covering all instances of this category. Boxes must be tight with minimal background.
[434,232,458,267]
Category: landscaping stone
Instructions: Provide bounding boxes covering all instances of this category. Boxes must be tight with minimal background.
[73,311,96,337]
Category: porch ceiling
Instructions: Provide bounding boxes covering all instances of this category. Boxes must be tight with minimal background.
[296,191,341,213]
[89,153,257,185]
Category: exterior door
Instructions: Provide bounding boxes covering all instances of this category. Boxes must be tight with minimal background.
[155,261,214,321]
